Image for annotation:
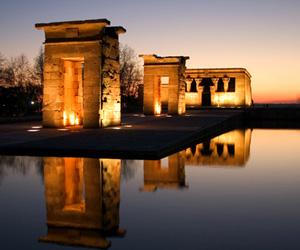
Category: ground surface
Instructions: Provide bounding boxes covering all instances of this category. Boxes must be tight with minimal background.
[0,110,243,159]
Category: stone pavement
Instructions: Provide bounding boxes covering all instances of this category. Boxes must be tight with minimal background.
[0,110,244,159]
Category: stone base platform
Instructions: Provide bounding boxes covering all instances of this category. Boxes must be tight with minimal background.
[0,110,244,159]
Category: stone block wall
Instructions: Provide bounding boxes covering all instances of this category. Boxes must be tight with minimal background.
[140,55,189,115]
[36,19,125,128]
[184,68,252,107]
[100,29,122,127]
[43,42,101,128]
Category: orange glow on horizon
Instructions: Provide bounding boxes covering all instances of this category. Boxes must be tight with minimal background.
[253,92,300,104]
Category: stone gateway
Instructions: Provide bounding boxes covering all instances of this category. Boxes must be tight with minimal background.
[36,19,125,128]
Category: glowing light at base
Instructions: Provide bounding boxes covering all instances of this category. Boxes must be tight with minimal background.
[63,111,80,126]
[154,102,162,115]
[214,93,238,107]
[32,126,42,129]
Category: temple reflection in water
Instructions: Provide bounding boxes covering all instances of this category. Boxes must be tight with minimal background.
[40,157,125,249]
[39,129,251,248]
[185,129,252,167]
[141,151,187,192]
[141,129,252,193]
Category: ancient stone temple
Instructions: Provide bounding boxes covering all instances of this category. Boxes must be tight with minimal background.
[40,157,125,248]
[185,68,252,107]
[141,54,253,112]
[35,19,125,128]
[140,55,189,115]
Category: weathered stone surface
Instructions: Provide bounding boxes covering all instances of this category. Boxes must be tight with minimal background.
[140,54,189,115]
[184,68,252,107]
[36,19,125,128]
[100,32,121,127]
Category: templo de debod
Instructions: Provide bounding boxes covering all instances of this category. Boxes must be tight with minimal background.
[140,54,253,115]
[35,17,253,129]
[36,19,125,128]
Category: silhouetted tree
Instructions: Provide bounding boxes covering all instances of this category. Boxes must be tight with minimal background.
[0,52,43,116]
[34,47,44,85]
[120,44,142,107]
[6,54,35,87]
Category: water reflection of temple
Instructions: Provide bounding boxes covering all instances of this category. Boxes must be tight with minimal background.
[141,151,187,191]
[40,157,125,249]
[185,129,252,167]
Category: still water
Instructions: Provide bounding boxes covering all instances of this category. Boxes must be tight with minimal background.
[0,129,300,250]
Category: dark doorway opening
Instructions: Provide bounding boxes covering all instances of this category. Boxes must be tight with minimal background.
[201,78,213,106]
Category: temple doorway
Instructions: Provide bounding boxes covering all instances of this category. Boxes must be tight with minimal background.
[63,59,84,126]
[201,78,213,106]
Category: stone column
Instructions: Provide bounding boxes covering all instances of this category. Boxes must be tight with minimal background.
[185,78,193,92]
[222,77,230,92]
[195,78,203,106]
[195,78,202,92]
[211,77,219,87]
[210,77,219,106]
[210,85,216,106]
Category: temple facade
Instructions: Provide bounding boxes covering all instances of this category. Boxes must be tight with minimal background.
[184,68,252,108]
[141,55,252,114]
[36,19,125,128]
[161,68,252,109]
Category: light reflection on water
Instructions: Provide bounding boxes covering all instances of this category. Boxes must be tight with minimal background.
[0,129,300,249]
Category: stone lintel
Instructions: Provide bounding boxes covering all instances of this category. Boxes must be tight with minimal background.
[35,18,111,29]
[186,68,252,78]
[140,54,189,66]
[36,19,126,43]
[105,26,126,35]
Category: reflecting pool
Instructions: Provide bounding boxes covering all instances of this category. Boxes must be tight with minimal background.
[0,129,300,249]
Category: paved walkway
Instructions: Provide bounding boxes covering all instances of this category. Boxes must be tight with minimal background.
[0,110,243,159]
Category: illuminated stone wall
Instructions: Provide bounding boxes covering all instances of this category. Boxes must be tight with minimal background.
[140,55,189,115]
[184,68,252,107]
[100,28,122,127]
[161,68,252,108]
[185,129,252,167]
[36,19,125,128]
[142,151,186,191]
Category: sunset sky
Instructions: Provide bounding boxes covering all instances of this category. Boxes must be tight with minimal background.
[0,0,299,103]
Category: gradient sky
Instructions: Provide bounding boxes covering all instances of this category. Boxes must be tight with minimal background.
[0,0,299,103]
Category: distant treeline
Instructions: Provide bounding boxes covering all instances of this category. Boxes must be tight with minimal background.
[0,85,42,117]
[0,49,43,117]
